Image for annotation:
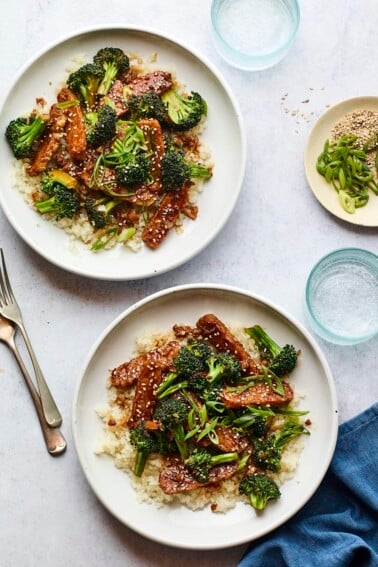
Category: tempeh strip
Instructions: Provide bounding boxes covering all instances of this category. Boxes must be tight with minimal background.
[213,426,251,453]
[27,106,67,175]
[138,118,165,183]
[142,184,189,249]
[100,80,128,117]
[196,314,260,375]
[159,462,238,494]
[129,71,172,96]
[128,364,164,427]
[111,341,180,389]
[221,381,293,408]
[57,87,87,161]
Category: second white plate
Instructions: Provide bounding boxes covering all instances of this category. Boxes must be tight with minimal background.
[0,26,246,280]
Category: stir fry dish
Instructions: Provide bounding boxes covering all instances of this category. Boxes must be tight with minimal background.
[98,314,310,513]
[5,47,212,251]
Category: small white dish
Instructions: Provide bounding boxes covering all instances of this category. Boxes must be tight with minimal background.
[0,26,246,280]
[304,96,378,227]
[72,284,338,550]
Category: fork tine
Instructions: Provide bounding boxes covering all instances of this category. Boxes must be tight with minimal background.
[0,249,13,304]
[0,249,8,305]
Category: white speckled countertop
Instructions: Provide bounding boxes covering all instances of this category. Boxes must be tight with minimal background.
[0,1,377,565]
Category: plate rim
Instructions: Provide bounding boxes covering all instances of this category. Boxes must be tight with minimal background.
[304,95,378,227]
[71,282,339,550]
[0,24,247,280]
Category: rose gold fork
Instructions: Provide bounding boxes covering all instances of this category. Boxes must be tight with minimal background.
[0,248,62,427]
[0,315,66,455]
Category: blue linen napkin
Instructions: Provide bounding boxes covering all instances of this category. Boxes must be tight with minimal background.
[238,403,378,567]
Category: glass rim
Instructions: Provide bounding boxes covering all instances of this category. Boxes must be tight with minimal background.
[211,0,301,62]
[305,247,378,343]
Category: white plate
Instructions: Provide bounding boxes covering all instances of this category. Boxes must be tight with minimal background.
[72,284,338,550]
[0,26,246,280]
[304,96,378,227]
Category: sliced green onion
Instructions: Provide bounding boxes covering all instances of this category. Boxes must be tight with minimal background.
[197,417,219,441]
[339,190,355,214]
[118,227,136,242]
[354,194,369,208]
[91,227,119,251]
[56,99,79,109]
[157,380,188,399]
[316,133,377,214]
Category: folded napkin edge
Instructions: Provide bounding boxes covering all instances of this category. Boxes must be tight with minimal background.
[339,403,378,440]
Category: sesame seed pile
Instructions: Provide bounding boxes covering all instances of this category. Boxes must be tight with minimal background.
[331,109,378,172]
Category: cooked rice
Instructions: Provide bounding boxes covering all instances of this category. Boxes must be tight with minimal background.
[95,326,307,514]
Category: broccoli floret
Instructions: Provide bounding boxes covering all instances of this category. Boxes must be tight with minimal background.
[5,116,45,159]
[161,150,212,190]
[161,150,190,189]
[153,398,189,459]
[127,92,168,122]
[174,345,209,378]
[207,353,242,386]
[186,448,238,483]
[84,197,120,229]
[35,186,80,219]
[163,132,180,153]
[129,422,157,476]
[253,437,281,472]
[86,105,117,148]
[239,473,281,510]
[161,90,207,130]
[203,382,223,402]
[245,325,297,376]
[40,169,78,196]
[157,341,212,397]
[247,416,269,439]
[187,339,213,361]
[115,153,151,186]
[188,373,208,394]
[93,47,130,96]
[67,63,104,107]
[269,345,297,376]
[252,420,309,472]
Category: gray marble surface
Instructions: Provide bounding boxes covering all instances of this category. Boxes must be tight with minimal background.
[0,1,377,566]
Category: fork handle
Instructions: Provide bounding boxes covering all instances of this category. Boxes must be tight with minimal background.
[7,336,66,455]
[18,323,62,428]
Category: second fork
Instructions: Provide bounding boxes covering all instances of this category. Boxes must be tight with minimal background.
[0,315,66,454]
[0,249,62,427]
